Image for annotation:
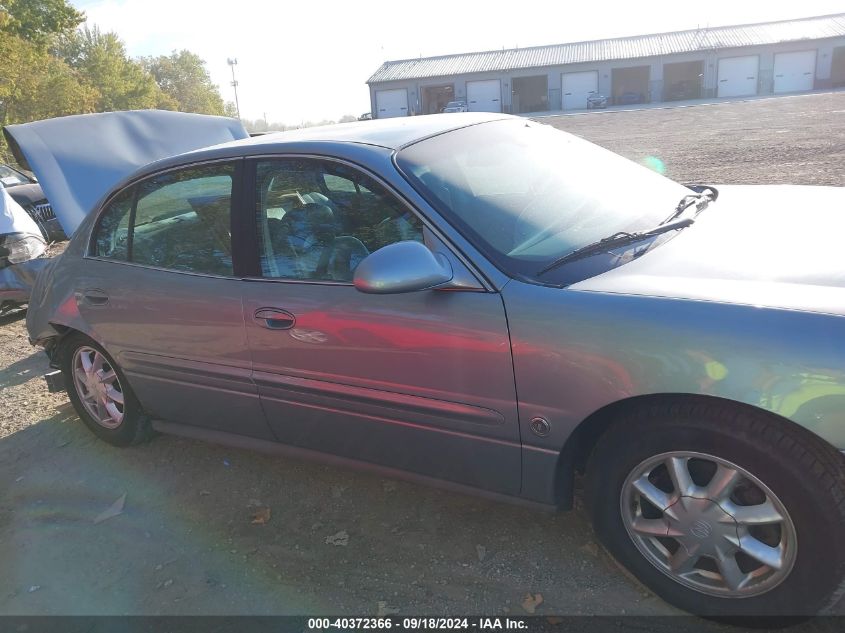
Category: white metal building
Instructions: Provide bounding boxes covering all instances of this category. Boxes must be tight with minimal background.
[367,13,845,118]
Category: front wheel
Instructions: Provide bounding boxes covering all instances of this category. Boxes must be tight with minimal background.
[586,400,845,617]
[61,333,152,447]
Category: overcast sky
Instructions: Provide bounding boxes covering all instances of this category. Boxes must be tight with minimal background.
[71,0,843,124]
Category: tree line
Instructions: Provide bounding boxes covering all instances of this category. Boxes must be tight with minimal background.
[0,0,234,163]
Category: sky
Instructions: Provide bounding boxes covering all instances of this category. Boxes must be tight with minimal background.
[71,0,844,125]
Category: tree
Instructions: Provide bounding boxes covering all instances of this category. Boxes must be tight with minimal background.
[0,33,97,162]
[142,50,226,116]
[223,101,239,119]
[338,114,357,123]
[55,25,174,112]
[0,0,84,47]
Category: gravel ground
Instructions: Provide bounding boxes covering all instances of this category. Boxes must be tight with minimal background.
[0,92,843,621]
[540,91,845,186]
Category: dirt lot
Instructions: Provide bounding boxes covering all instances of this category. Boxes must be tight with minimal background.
[0,92,843,621]
[542,91,845,187]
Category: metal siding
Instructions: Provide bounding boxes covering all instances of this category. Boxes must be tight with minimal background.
[368,14,845,84]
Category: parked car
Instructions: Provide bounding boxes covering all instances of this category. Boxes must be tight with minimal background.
[441,100,467,113]
[586,93,608,109]
[0,162,65,242]
[617,91,645,105]
[358,112,372,121]
[7,110,845,619]
[0,187,48,315]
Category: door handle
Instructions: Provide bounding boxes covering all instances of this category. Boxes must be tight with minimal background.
[254,308,296,330]
[76,289,109,306]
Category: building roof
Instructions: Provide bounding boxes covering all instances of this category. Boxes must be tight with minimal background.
[367,13,845,84]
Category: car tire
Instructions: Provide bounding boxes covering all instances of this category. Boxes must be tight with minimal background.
[61,332,152,447]
[585,399,845,618]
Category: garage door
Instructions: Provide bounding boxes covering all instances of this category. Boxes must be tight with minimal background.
[375,89,409,118]
[466,80,501,112]
[562,71,598,110]
[717,56,759,98]
[774,50,816,94]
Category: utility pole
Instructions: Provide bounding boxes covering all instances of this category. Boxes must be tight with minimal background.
[227,58,241,120]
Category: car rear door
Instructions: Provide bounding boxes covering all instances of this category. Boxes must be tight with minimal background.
[80,160,272,440]
[240,156,521,495]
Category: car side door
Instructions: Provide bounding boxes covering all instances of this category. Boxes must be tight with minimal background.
[240,157,522,495]
[80,160,272,440]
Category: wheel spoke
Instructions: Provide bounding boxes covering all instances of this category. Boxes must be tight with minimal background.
[79,351,94,376]
[98,369,116,384]
[104,400,123,423]
[715,552,749,591]
[630,516,669,537]
[738,536,784,570]
[705,464,742,502]
[91,352,105,374]
[633,475,674,510]
[665,456,695,497]
[669,546,699,575]
[105,386,124,405]
[725,499,784,526]
[90,397,105,423]
[74,368,89,388]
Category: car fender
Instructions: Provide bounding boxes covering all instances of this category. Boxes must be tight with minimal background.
[502,280,845,503]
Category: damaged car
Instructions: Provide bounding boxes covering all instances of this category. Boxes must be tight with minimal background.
[5,109,845,619]
[1,162,65,243]
[0,186,48,315]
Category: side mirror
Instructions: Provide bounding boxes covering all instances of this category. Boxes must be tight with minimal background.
[354,241,453,294]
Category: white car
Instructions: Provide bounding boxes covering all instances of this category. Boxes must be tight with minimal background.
[0,187,47,314]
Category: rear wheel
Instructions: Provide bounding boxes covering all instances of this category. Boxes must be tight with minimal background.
[61,333,151,446]
[586,400,845,617]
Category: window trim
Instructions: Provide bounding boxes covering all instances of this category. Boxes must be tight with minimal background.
[243,153,489,289]
[86,158,246,279]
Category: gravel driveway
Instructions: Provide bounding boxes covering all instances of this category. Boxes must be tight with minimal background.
[1,91,843,622]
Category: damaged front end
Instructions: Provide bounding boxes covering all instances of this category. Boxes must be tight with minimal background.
[0,188,48,315]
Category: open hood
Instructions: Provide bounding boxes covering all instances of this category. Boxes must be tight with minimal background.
[3,110,248,236]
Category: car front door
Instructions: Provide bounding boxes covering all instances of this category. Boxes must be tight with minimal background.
[240,157,521,494]
[81,160,272,440]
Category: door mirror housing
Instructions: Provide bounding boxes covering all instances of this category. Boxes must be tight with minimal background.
[354,241,453,294]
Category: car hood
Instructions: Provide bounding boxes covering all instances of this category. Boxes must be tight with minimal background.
[571,184,845,317]
[3,110,248,236]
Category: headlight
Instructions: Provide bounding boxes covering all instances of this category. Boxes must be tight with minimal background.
[0,232,47,265]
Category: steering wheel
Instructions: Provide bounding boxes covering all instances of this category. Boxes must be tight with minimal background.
[316,236,370,282]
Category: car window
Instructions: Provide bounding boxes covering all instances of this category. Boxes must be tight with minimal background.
[0,164,30,187]
[130,164,235,276]
[94,188,135,260]
[93,163,236,276]
[255,159,422,281]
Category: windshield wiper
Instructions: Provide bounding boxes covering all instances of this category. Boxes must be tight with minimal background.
[537,217,694,276]
[662,186,718,225]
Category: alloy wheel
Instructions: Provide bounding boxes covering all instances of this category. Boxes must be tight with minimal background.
[620,451,797,598]
[71,346,126,429]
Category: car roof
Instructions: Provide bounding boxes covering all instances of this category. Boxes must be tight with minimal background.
[135,112,514,182]
[190,112,511,154]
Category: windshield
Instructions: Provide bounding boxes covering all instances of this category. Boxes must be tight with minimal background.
[0,164,31,187]
[396,119,691,280]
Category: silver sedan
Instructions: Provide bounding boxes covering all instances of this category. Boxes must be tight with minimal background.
[6,110,845,618]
